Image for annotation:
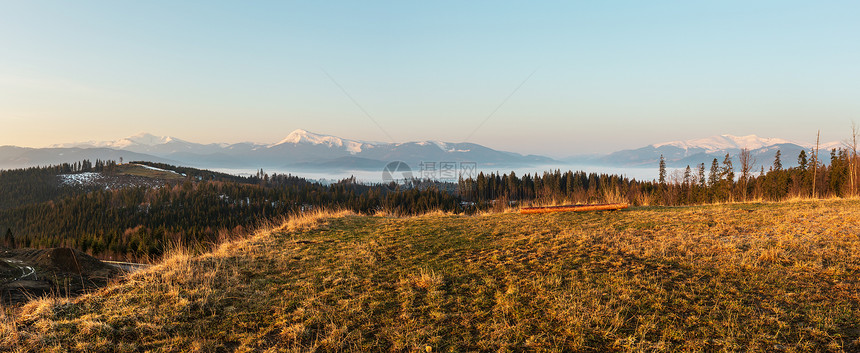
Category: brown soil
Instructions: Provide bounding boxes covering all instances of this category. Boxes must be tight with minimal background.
[0,260,16,277]
[13,247,116,276]
[0,247,122,305]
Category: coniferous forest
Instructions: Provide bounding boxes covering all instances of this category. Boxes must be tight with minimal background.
[0,161,458,261]
[459,147,858,208]
[0,145,857,262]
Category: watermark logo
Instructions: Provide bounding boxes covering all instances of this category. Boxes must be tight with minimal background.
[418,161,477,181]
[382,161,478,189]
[381,161,413,185]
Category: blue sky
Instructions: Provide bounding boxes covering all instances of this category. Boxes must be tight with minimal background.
[1,1,858,155]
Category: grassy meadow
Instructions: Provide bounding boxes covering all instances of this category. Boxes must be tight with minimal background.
[115,163,187,181]
[2,199,860,352]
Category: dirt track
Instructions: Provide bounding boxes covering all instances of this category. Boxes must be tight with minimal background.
[1,248,122,305]
[2,259,37,281]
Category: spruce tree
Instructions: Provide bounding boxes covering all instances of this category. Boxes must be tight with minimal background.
[722,153,734,181]
[4,228,12,248]
[684,165,692,185]
[798,150,808,170]
[773,150,782,171]
[659,155,666,184]
[721,153,735,200]
[708,158,720,186]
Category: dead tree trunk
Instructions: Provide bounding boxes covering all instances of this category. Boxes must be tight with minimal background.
[739,147,755,201]
[812,130,820,199]
[848,122,859,197]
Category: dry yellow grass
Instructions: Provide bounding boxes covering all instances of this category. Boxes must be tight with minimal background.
[2,200,860,352]
[114,163,187,181]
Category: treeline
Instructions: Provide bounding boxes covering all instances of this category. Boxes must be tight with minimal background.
[458,146,860,207]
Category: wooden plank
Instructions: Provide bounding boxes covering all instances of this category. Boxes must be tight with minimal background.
[519,203,628,214]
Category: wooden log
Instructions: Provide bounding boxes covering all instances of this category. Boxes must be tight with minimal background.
[519,203,628,214]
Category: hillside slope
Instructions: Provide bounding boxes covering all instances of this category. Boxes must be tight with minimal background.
[3,201,860,351]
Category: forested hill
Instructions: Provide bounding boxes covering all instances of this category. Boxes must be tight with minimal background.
[0,160,256,211]
[0,160,460,261]
[0,162,104,211]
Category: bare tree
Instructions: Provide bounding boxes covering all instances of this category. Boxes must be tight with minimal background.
[738,147,755,201]
[845,121,859,197]
[812,130,820,198]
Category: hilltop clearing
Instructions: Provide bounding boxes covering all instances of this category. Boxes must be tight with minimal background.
[2,201,860,351]
[59,163,190,189]
[57,163,186,189]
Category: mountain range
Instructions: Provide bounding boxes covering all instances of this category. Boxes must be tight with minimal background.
[0,131,843,173]
[568,134,842,169]
[1,130,554,171]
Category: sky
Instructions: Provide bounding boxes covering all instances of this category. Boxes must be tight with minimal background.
[1,1,859,157]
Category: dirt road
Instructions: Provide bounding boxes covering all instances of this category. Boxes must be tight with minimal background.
[2,259,38,281]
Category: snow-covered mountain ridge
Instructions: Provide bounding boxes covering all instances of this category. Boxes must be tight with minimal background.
[37,129,553,171]
[19,131,848,172]
[52,132,183,149]
[652,134,840,153]
[569,134,845,168]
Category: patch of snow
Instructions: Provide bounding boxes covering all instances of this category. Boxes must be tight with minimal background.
[119,133,177,146]
[133,164,181,175]
[59,172,101,186]
[819,141,843,151]
[429,141,448,150]
[424,141,471,153]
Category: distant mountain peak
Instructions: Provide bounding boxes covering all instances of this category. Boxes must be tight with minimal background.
[276,129,324,145]
[272,129,369,154]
